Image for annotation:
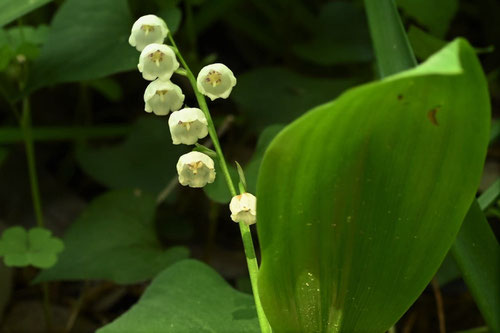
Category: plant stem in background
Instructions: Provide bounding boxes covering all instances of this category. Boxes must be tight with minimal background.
[168,34,271,333]
[20,97,44,228]
[20,97,54,331]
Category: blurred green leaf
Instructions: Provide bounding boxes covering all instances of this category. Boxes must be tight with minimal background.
[293,1,372,65]
[28,0,137,90]
[435,254,461,286]
[76,117,187,196]
[204,160,238,204]
[397,0,458,37]
[86,78,124,102]
[232,67,357,132]
[158,6,182,34]
[408,25,447,60]
[0,226,64,269]
[451,202,500,332]
[478,178,500,210]
[0,25,49,67]
[256,39,490,332]
[34,190,189,284]
[97,259,259,333]
[0,0,52,28]
[245,124,284,194]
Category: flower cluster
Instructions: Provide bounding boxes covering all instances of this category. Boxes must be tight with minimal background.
[129,15,256,224]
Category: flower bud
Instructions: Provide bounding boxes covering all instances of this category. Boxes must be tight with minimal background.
[129,15,169,52]
[144,79,184,116]
[168,108,208,145]
[176,152,216,188]
[138,43,179,81]
[196,63,237,101]
[229,193,257,225]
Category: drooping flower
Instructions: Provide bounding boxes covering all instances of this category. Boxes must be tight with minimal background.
[138,43,179,81]
[176,151,216,188]
[128,15,169,52]
[229,193,257,225]
[196,63,237,101]
[168,108,208,145]
[144,79,184,115]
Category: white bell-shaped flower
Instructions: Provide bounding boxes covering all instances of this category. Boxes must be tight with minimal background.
[229,193,257,225]
[128,15,169,52]
[138,43,179,81]
[168,108,208,145]
[176,151,216,188]
[196,63,237,101]
[144,79,185,115]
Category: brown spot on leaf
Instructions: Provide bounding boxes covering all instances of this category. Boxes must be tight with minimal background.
[427,107,440,126]
[397,94,403,100]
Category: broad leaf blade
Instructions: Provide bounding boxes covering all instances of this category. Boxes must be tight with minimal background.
[34,190,188,284]
[257,39,490,332]
[98,260,260,332]
[0,0,52,28]
[28,0,137,91]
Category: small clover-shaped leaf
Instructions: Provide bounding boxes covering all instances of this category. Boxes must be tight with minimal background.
[0,226,64,269]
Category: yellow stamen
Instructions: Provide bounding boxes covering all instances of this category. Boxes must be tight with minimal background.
[205,70,222,87]
[156,90,168,102]
[178,121,193,131]
[188,161,204,175]
[149,50,163,66]
[141,25,155,35]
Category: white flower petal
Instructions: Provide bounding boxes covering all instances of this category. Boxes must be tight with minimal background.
[138,44,179,81]
[144,80,185,115]
[196,63,237,101]
[168,108,208,145]
[129,15,169,52]
[176,152,216,188]
[229,193,257,225]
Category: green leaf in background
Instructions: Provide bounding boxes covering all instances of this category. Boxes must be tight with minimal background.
[256,39,490,332]
[0,226,63,268]
[158,6,182,34]
[28,0,137,91]
[34,190,189,284]
[0,0,52,28]
[0,25,49,68]
[407,25,447,61]
[293,1,372,65]
[76,117,187,196]
[245,124,284,194]
[97,259,260,333]
[451,202,500,332]
[397,0,458,37]
[203,160,238,204]
[232,67,358,132]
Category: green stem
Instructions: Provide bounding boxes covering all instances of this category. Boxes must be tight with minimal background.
[168,34,271,333]
[20,97,44,228]
[20,97,53,331]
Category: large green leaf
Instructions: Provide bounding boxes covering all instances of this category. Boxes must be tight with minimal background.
[98,259,260,332]
[232,67,358,132]
[0,0,52,28]
[28,0,137,91]
[256,39,490,332]
[76,117,187,196]
[451,202,500,332]
[34,190,189,284]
